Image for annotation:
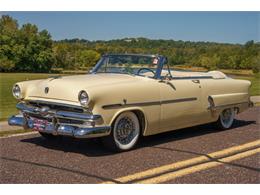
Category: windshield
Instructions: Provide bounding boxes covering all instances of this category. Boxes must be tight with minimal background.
[92,55,159,77]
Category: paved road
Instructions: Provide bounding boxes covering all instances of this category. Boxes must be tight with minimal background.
[0,107,259,184]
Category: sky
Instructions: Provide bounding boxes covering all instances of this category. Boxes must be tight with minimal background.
[2,12,259,44]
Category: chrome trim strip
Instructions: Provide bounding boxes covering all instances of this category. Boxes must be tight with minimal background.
[208,101,251,110]
[73,126,111,138]
[27,100,82,109]
[28,97,79,103]
[102,104,124,109]
[15,102,99,122]
[162,97,197,104]
[102,97,197,109]
[56,111,101,121]
[16,102,38,114]
[171,76,213,80]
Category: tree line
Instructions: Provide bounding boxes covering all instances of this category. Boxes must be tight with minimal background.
[1,15,259,73]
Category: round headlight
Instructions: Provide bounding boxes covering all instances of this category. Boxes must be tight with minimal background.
[12,84,21,99]
[78,90,89,106]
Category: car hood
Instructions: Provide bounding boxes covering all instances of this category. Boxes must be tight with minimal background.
[23,73,142,103]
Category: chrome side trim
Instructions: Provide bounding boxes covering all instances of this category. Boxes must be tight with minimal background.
[102,97,197,109]
[208,101,251,111]
[171,76,213,80]
[162,97,197,104]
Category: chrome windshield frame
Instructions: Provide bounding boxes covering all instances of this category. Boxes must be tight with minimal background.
[90,54,166,79]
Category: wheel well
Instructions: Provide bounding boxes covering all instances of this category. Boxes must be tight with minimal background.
[111,109,146,135]
[132,110,146,134]
[234,107,239,114]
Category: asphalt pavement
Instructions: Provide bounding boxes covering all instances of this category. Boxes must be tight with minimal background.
[0,107,259,184]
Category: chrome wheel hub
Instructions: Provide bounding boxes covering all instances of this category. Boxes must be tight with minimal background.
[115,117,136,145]
[220,108,235,128]
[222,109,232,124]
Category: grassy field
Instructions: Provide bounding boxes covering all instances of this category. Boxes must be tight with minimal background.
[0,129,33,137]
[0,72,259,121]
[233,73,260,96]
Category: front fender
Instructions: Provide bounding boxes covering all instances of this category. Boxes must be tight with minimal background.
[109,106,147,133]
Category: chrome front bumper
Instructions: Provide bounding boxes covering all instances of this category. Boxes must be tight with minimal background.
[8,102,111,138]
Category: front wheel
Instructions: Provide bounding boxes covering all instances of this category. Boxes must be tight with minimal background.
[102,111,140,152]
[216,108,235,129]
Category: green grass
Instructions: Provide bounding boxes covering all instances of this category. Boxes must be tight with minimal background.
[0,72,259,121]
[0,73,62,121]
[0,129,33,137]
[234,73,260,96]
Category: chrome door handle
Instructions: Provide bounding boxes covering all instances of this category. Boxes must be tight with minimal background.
[192,79,200,84]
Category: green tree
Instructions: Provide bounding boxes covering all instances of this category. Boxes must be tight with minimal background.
[0,55,15,71]
[0,15,54,72]
[16,24,54,72]
[251,53,260,73]
[0,15,19,72]
[75,50,100,70]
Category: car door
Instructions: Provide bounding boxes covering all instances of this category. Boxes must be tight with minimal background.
[158,77,203,132]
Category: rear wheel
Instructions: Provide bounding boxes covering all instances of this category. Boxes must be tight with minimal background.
[216,108,235,129]
[102,111,140,152]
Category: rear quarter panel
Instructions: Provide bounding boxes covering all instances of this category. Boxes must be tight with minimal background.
[200,78,251,122]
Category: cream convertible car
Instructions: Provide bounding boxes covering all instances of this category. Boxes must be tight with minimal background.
[9,54,253,151]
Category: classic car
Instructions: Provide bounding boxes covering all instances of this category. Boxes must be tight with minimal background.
[9,54,253,151]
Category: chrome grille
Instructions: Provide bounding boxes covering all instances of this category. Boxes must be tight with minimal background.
[57,118,84,125]
[17,101,99,127]
[28,101,84,113]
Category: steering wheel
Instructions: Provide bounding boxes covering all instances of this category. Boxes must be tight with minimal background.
[137,68,155,77]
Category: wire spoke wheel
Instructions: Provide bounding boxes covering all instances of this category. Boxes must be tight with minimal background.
[113,111,140,151]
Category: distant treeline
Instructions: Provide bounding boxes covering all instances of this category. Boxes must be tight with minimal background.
[1,15,259,73]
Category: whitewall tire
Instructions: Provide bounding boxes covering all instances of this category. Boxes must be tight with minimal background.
[217,108,235,129]
[102,111,140,152]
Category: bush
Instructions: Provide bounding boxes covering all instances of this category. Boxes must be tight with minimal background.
[0,56,15,72]
[252,65,260,73]
[252,54,260,73]
[0,15,54,73]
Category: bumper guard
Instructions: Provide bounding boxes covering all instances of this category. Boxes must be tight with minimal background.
[8,102,111,138]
